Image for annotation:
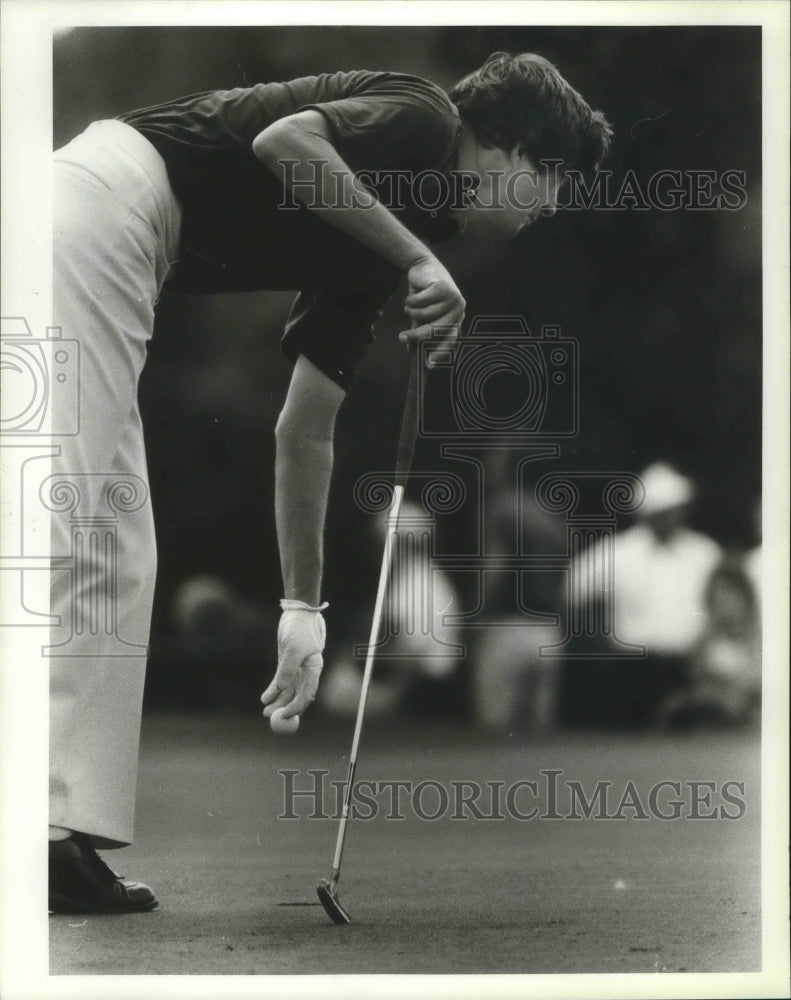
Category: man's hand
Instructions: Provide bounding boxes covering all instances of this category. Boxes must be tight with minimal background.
[261,604,327,719]
[400,257,465,349]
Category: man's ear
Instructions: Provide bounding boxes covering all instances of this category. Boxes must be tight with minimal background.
[516,150,540,173]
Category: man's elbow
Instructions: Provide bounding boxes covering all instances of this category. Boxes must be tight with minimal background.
[253,120,298,167]
[254,116,324,168]
[253,110,333,167]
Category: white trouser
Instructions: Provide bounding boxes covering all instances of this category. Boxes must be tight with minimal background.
[49,121,181,846]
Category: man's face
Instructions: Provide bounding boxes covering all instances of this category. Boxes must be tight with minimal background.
[458,147,565,240]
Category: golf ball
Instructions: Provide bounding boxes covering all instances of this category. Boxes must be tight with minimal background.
[270,708,300,735]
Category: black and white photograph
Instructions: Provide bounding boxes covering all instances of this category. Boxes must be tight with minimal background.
[0,1,788,997]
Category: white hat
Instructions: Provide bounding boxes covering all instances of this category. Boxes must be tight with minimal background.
[637,462,695,516]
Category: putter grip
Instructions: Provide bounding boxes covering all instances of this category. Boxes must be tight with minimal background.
[394,346,423,488]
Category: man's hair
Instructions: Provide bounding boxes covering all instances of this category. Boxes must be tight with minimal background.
[449,52,613,174]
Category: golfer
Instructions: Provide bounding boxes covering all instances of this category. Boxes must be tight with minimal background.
[48,52,611,912]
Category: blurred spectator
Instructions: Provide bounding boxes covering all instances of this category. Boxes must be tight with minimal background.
[564,462,723,727]
[171,574,273,651]
[743,495,762,621]
[472,622,561,736]
[164,574,276,708]
[320,501,462,719]
[470,460,567,736]
[172,574,238,644]
[657,560,761,728]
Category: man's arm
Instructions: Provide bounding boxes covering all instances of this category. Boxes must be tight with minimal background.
[275,353,345,604]
[258,106,465,723]
[252,110,465,341]
[261,354,345,720]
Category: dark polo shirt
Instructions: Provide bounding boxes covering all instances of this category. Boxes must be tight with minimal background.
[119,71,462,387]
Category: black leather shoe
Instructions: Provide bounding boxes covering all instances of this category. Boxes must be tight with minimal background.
[49,833,158,914]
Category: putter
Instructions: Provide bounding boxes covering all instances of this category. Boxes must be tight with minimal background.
[317,343,425,925]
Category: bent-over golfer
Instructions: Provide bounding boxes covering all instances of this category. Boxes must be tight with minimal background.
[48,52,611,912]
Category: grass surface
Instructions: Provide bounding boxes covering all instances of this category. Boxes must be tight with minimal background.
[50,712,761,975]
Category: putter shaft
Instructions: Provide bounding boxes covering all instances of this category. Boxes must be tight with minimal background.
[317,348,424,924]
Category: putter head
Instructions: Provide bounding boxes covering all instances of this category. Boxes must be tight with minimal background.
[317,878,352,924]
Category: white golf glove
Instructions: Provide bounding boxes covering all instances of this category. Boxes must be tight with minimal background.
[261,599,328,719]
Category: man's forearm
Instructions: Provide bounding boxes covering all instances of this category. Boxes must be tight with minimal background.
[274,422,334,606]
[255,113,466,339]
[253,117,435,272]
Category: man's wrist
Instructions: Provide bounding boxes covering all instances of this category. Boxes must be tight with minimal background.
[280,598,329,612]
[393,242,436,273]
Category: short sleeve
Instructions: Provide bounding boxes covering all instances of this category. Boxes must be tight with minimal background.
[281,262,402,389]
[298,77,460,173]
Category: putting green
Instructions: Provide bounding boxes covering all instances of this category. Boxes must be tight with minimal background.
[50,713,761,975]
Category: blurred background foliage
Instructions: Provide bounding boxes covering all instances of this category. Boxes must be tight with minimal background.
[53,26,761,707]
